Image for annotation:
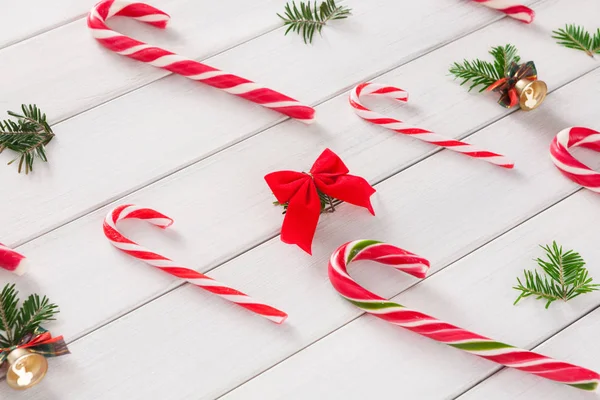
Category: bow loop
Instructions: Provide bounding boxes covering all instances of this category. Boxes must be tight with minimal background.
[0,327,69,365]
[265,149,375,254]
[487,61,538,108]
[309,148,350,177]
[264,171,311,205]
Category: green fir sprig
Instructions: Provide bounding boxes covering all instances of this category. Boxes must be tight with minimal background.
[274,189,338,214]
[552,24,600,58]
[449,44,521,92]
[0,284,59,347]
[513,242,599,309]
[278,0,352,44]
[0,105,55,174]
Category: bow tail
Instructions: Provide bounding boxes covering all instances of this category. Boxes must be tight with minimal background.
[280,181,322,254]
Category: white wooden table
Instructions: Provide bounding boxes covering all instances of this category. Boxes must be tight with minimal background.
[1,0,600,398]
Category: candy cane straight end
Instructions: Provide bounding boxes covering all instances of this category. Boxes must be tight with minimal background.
[471,0,535,24]
[0,243,29,275]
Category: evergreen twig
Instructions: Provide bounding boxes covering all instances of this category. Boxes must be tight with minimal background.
[513,242,599,309]
[274,188,338,214]
[0,104,54,174]
[449,44,520,92]
[278,0,352,44]
[0,284,59,348]
[552,24,600,58]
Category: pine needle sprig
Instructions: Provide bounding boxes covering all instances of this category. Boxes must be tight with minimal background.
[0,284,59,347]
[489,44,521,78]
[0,104,55,174]
[449,44,520,92]
[552,24,600,58]
[513,242,600,309]
[278,0,352,44]
[274,189,338,214]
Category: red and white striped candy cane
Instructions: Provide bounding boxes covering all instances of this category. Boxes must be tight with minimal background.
[88,0,315,123]
[328,240,600,391]
[0,243,28,275]
[471,0,535,23]
[550,127,600,193]
[103,204,288,323]
[350,83,514,169]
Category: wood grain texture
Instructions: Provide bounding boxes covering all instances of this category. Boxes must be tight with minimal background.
[0,0,89,49]
[0,0,291,122]
[2,55,598,400]
[222,190,600,400]
[0,0,590,344]
[0,0,535,245]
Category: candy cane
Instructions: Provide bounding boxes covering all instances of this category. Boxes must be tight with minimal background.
[550,127,600,193]
[0,243,28,275]
[328,240,600,391]
[471,0,535,23]
[350,83,514,169]
[88,0,315,123]
[103,205,288,323]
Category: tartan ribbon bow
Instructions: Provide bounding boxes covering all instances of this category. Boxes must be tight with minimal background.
[265,149,376,254]
[487,61,538,108]
[0,327,70,365]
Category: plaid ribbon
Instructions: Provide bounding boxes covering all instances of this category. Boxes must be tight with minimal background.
[487,61,538,108]
[0,327,69,365]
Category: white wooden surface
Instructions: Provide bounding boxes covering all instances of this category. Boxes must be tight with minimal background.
[1,0,599,398]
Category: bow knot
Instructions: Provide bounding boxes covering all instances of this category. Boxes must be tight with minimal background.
[0,328,69,365]
[265,149,375,254]
[487,61,538,108]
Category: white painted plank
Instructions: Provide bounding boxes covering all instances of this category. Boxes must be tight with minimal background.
[0,0,538,245]
[0,0,87,49]
[3,52,599,399]
[0,0,593,343]
[458,307,600,400]
[222,190,600,400]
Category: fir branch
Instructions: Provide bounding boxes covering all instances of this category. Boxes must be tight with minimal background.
[0,104,55,174]
[14,294,59,341]
[278,0,352,44]
[449,44,520,92]
[274,188,338,214]
[552,24,600,58]
[513,242,600,308]
[489,44,521,78]
[0,284,19,347]
[449,59,499,92]
[0,284,59,347]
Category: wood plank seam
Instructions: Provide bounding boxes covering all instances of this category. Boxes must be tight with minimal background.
[0,12,88,51]
[4,0,544,252]
[50,64,599,366]
[214,188,588,399]
[453,274,600,399]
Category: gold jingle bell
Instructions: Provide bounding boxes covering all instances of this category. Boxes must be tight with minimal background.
[515,78,547,111]
[5,348,48,390]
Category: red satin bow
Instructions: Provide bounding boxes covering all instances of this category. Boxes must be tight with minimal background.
[265,149,376,254]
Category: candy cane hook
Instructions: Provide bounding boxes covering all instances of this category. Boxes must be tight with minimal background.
[103,205,288,323]
[88,0,315,123]
[328,240,600,391]
[550,127,600,193]
[471,0,535,24]
[350,83,514,169]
